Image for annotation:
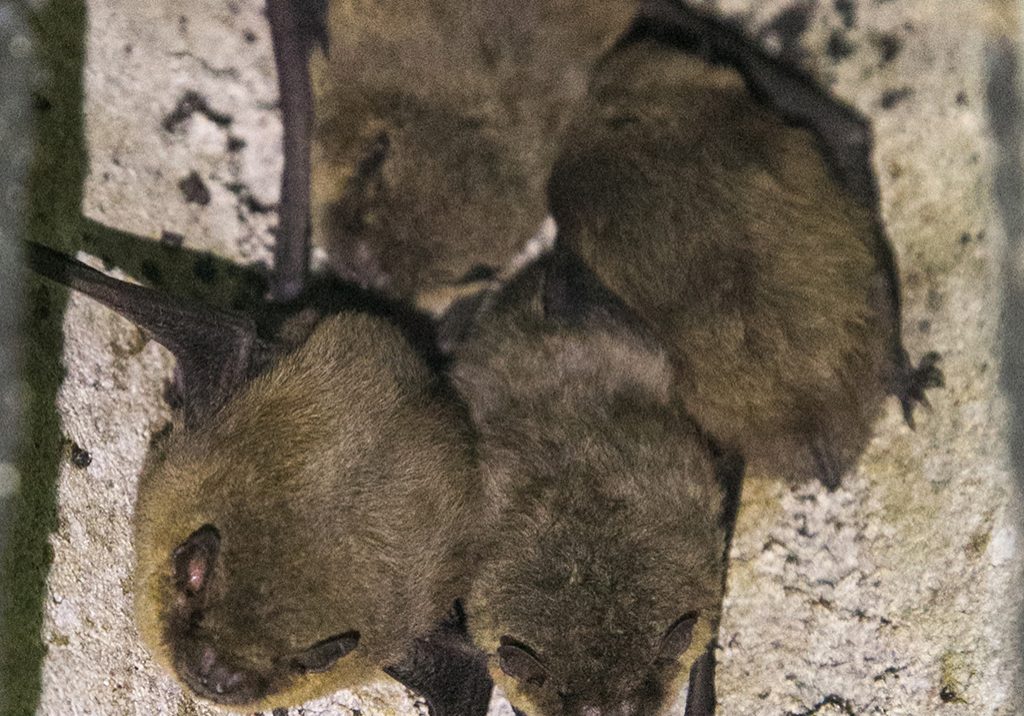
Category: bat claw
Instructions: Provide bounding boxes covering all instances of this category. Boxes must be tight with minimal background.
[898,352,943,428]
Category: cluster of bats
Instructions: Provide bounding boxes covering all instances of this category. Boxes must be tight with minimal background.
[29,0,944,714]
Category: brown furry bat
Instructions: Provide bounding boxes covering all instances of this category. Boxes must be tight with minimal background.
[308,0,639,309]
[451,254,737,716]
[548,19,942,489]
[26,240,492,715]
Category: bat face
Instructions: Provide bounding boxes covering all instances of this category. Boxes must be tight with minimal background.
[472,493,724,716]
[310,0,639,302]
[313,107,549,296]
[452,257,727,716]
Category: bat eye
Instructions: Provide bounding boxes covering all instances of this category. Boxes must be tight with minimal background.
[656,611,699,663]
[497,635,548,687]
[173,525,220,597]
[290,631,360,674]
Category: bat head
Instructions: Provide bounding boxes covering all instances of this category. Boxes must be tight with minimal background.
[310,0,638,300]
[28,245,481,711]
[454,255,729,716]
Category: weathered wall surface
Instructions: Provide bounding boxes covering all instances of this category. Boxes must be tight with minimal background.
[20,0,1022,715]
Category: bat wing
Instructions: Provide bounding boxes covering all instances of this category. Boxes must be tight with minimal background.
[265,0,327,302]
[26,241,272,427]
[384,605,494,716]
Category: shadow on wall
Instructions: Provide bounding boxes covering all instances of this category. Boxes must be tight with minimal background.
[0,1,33,709]
[1,1,86,714]
[987,19,1024,704]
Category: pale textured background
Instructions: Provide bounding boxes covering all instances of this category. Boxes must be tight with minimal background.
[20,0,1024,714]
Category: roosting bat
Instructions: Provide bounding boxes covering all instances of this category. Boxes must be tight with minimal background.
[27,240,493,715]
[307,0,639,309]
[450,254,739,716]
[549,2,943,489]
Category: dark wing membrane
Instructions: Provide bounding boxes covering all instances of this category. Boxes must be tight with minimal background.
[26,241,270,427]
[683,644,717,716]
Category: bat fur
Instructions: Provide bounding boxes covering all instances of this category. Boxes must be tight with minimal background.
[446,6,943,714]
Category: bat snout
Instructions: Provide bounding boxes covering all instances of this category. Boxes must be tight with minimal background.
[176,642,268,705]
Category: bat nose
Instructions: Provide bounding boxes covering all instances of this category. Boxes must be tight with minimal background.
[176,642,265,704]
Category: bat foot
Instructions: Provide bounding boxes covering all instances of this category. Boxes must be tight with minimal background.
[809,437,842,491]
[898,351,944,429]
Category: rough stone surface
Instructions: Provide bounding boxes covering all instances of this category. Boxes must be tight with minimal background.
[26,0,1023,715]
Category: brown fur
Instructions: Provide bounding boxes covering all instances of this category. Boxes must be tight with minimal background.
[549,40,895,484]
[134,312,482,711]
[310,0,638,303]
[452,260,727,715]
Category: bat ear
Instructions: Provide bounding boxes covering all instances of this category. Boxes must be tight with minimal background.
[26,242,272,427]
[290,631,360,674]
[540,250,625,325]
[173,525,221,599]
[497,636,548,687]
[541,251,592,322]
[656,612,699,663]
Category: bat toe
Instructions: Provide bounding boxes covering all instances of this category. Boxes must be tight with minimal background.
[898,351,944,428]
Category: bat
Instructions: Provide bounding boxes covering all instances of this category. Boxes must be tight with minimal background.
[307,0,640,311]
[450,252,742,716]
[26,238,493,715]
[548,3,944,490]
